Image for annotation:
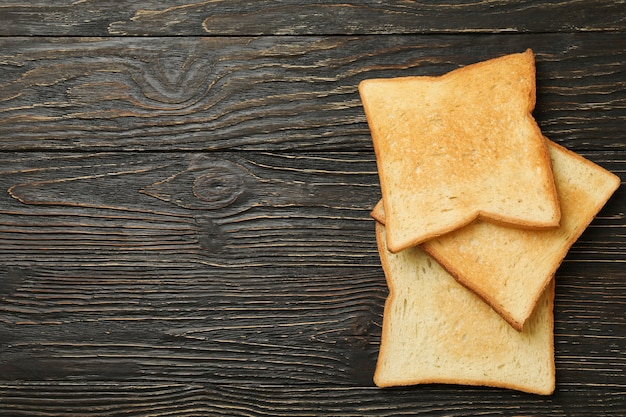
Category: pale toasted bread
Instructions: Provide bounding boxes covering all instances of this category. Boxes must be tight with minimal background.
[372,139,620,330]
[374,222,555,395]
[360,50,560,253]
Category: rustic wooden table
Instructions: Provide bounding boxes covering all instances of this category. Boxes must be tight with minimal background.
[0,2,624,416]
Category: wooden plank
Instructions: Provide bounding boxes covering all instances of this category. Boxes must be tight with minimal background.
[0,34,624,152]
[0,383,624,416]
[0,152,381,267]
[0,262,624,387]
[0,0,624,36]
[0,264,385,384]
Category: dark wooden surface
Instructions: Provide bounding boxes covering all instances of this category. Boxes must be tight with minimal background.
[0,2,624,416]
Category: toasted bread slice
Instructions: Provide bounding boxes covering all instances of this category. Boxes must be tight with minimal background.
[360,49,560,253]
[372,139,620,330]
[374,222,555,395]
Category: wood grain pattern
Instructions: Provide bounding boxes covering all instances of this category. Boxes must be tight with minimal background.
[0,1,624,415]
[0,0,624,36]
[1,261,624,386]
[0,152,622,266]
[0,34,624,151]
[0,264,384,383]
[0,383,624,416]
[0,152,381,266]
[0,152,623,395]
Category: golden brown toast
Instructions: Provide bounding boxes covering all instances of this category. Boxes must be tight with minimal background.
[372,139,620,330]
[360,50,560,253]
[374,222,555,395]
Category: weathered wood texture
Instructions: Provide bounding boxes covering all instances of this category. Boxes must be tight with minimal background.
[0,384,624,416]
[0,1,624,416]
[0,151,622,267]
[0,0,624,36]
[0,152,381,267]
[0,151,623,415]
[0,34,624,151]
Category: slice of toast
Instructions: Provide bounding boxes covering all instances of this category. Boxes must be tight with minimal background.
[360,49,560,253]
[372,139,620,330]
[374,222,555,395]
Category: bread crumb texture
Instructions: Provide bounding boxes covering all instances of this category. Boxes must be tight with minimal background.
[374,223,555,395]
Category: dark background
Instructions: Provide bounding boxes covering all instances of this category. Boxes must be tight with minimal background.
[0,2,624,415]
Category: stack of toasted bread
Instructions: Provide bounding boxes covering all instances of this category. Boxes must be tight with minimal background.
[359,49,620,395]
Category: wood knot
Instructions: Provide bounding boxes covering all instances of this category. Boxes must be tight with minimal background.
[142,157,247,211]
[192,164,244,207]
